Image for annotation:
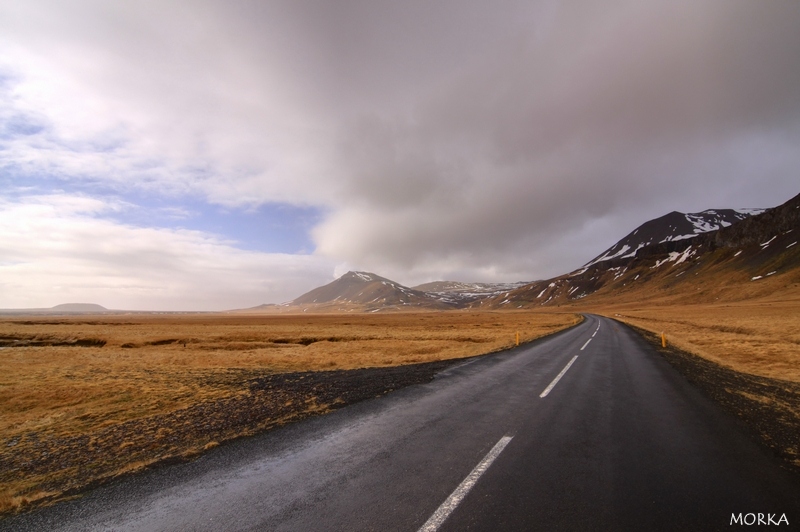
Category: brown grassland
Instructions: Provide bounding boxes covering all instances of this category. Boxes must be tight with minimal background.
[0,311,578,513]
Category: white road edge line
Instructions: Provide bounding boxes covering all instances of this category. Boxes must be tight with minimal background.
[581,338,592,350]
[418,436,514,532]
[539,355,579,398]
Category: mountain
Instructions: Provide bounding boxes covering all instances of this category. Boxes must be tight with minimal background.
[489,193,800,308]
[287,271,454,312]
[238,275,528,313]
[578,208,764,273]
[238,192,798,314]
[412,281,529,306]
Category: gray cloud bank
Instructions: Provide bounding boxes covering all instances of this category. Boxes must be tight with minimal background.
[3,0,800,292]
[313,0,800,282]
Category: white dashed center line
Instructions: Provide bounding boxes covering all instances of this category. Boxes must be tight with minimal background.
[424,320,601,528]
[418,436,514,532]
[539,355,579,398]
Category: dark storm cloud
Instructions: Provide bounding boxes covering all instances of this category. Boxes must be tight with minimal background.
[3,0,800,295]
[310,0,800,281]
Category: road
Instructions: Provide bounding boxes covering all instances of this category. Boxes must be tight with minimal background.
[3,315,799,531]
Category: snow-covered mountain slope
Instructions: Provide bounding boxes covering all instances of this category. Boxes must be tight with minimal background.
[490,193,799,308]
[412,281,529,306]
[578,208,764,273]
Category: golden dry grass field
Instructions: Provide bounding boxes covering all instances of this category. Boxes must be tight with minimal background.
[0,311,578,513]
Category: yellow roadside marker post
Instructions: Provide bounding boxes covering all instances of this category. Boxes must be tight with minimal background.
[661,332,667,348]
[516,331,520,346]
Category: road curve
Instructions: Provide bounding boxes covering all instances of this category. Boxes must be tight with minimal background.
[3,315,799,531]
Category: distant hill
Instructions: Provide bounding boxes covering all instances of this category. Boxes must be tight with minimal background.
[0,303,112,315]
[49,303,109,312]
[230,303,284,313]
[285,271,453,312]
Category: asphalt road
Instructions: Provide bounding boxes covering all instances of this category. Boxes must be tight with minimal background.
[4,315,799,531]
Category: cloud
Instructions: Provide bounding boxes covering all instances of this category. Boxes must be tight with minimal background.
[0,1,339,204]
[1,0,799,295]
[312,0,800,282]
[0,194,336,309]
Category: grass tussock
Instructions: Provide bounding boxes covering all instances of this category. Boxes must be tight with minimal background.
[0,310,577,514]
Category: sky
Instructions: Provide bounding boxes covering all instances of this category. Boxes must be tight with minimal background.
[1,0,799,310]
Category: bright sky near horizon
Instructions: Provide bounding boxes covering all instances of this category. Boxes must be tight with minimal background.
[2,0,799,310]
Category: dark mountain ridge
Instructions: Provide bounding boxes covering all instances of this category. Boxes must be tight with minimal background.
[579,208,762,271]
[411,280,529,306]
[488,192,799,308]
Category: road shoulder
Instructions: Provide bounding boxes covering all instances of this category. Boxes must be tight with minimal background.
[617,320,800,475]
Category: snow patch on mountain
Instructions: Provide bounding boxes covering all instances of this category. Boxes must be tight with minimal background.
[735,208,767,216]
[413,280,529,305]
[583,208,762,269]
